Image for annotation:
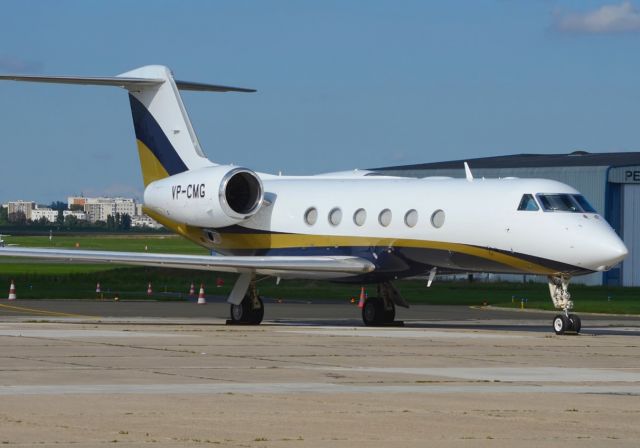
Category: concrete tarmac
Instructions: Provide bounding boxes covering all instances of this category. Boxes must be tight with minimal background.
[0,299,639,447]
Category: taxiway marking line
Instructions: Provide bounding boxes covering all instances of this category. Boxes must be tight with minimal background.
[0,303,98,319]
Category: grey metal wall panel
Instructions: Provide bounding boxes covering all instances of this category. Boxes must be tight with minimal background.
[622,184,640,286]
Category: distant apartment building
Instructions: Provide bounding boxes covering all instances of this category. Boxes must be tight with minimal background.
[6,201,36,220]
[84,202,114,222]
[114,198,136,217]
[3,196,160,228]
[62,210,87,221]
[67,196,159,227]
[131,215,162,229]
[31,208,59,223]
[67,196,87,209]
[68,196,137,223]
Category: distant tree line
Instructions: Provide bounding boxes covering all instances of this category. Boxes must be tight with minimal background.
[105,213,132,231]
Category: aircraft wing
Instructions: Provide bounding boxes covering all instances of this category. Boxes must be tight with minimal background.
[0,247,374,277]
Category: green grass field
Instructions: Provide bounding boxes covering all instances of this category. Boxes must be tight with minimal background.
[0,234,638,314]
[7,234,208,254]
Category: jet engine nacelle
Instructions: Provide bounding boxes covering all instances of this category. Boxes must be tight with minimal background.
[143,165,264,228]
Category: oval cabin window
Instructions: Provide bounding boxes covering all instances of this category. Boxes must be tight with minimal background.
[378,209,392,227]
[404,209,418,227]
[353,208,367,226]
[304,207,318,226]
[431,209,445,228]
[329,207,342,226]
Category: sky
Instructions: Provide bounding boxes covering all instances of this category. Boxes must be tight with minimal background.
[1,0,639,203]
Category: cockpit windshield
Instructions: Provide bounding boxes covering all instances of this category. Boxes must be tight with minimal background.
[572,195,597,213]
[536,194,597,213]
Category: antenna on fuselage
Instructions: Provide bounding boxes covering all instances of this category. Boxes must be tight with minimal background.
[464,162,474,182]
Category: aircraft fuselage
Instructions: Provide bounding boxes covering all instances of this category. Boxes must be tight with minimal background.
[145,174,627,283]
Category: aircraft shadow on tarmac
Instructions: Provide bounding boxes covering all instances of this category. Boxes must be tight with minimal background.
[267,319,640,337]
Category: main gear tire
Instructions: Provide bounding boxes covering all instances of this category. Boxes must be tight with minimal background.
[362,297,384,326]
[230,296,264,325]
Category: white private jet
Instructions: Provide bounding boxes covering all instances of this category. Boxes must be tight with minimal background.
[0,66,628,334]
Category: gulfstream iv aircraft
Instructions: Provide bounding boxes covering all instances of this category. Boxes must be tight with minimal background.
[0,66,629,334]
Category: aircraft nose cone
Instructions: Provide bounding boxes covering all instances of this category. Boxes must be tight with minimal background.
[594,233,628,272]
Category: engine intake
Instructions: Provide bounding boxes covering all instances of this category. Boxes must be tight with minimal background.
[220,168,263,218]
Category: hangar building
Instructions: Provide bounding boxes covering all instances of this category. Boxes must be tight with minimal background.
[374,151,640,287]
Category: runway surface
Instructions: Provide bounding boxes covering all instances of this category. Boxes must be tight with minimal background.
[0,299,639,446]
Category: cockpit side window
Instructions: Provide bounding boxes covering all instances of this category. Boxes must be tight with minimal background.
[537,194,582,212]
[517,194,539,211]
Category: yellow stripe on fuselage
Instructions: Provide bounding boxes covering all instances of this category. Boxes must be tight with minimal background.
[137,140,170,186]
[143,207,208,247]
[141,208,556,275]
[213,233,556,275]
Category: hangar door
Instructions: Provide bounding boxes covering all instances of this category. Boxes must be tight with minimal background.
[622,184,640,286]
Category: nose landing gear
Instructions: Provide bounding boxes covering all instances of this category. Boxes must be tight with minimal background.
[552,313,581,335]
[548,275,581,335]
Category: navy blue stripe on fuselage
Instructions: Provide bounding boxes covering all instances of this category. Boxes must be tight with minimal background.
[216,244,593,279]
[128,94,189,175]
[217,227,590,275]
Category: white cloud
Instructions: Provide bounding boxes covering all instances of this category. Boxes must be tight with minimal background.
[554,1,640,34]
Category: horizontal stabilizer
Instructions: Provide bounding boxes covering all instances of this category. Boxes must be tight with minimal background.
[0,74,255,93]
[175,80,256,93]
[0,74,163,88]
[0,247,374,275]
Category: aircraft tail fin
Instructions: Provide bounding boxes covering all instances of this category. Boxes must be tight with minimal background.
[0,66,255,186]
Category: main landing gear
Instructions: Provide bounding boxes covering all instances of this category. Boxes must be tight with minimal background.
[362,282,409,326]
[548,275,581,335]
[225,275,409,327]
[228,276,264,325]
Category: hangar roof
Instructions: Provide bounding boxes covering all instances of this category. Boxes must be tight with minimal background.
[374,151,640,171]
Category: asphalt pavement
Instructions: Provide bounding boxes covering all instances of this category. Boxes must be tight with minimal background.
[1,297,639,336]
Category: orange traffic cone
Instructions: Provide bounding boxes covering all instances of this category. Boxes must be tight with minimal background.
[147,282,153,296]
[216,277,224,288]
[96,282,101,294]
[358,287,366,309]
[197,284,206,305]
[8,280,16,301]
[189,282,195,296]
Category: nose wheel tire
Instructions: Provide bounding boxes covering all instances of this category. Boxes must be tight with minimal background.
[553,313,581,335]
[553,315,568,335]
[568,314,581,334]
[230,297,264,325]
